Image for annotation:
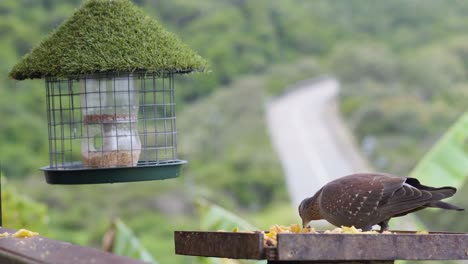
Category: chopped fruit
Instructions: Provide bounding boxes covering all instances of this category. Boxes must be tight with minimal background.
[263,224,317,247]
[12,229,39,238]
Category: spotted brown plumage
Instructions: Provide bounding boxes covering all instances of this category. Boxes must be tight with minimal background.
[298,173,464,231]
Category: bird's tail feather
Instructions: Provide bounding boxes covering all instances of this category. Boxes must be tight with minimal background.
[430,187,457,200]
[427,201,464,211]
[406,178,457,199]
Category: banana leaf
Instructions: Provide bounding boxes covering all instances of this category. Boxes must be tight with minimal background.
[195,199,264,264]
[410,111,468,188]
[408,110,468,235]
[383,112,468,233]
[196,198,258,231]
[105,218,158,264]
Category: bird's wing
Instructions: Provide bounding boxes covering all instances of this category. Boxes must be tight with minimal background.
[378,176,433,217]
[320,174,394,224]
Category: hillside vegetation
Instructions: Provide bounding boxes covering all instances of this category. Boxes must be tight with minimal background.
[1,0,468,262]
[2,0,468,178]
[2,0,468,177]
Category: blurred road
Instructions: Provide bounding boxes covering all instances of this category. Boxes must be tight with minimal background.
[266,77,369,207]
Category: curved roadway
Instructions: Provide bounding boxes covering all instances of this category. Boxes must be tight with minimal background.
[266,77,369,207]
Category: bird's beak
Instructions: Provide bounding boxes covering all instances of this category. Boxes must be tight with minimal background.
[302,220,308,228]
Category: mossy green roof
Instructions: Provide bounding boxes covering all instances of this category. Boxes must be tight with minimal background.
[9,0,207,80]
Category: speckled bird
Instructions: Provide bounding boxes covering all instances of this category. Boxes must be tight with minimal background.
[298,173,464,231]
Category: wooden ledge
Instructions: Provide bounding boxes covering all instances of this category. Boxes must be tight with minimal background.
[0,227,145,264]
[175,230,468,262]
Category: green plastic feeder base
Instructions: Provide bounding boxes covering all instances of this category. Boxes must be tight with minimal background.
[41,160,186,185]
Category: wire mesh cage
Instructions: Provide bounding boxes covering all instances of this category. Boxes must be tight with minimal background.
[42,71,185,184]
[8,0,206,185]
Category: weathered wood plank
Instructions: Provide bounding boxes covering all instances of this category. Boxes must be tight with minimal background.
[174,231,264,259]
[0,227,145,264]
[277,233,468,261]
[174,231,468,262]
[267,261,394,264]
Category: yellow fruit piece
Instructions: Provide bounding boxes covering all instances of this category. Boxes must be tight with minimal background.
[416,230,429,234]
[290,224,301,233]
[324,227,343,234]
[323,226,381,234]
[341,226,362,234]
[0,232,9,238]
[267,224,316,235]
[12,229,39,238]
[266,230,277,238]
[271,225,286,233]
[263,224,317,247]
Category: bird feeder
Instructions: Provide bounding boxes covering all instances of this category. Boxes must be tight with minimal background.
[9,0,206,184]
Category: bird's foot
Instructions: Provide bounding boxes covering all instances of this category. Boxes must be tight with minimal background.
[378,220,389,233]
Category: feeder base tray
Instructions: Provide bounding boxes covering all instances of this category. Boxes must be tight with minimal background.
[42,160,186,184]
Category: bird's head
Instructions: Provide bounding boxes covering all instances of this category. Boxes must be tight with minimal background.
[298,189,323,228]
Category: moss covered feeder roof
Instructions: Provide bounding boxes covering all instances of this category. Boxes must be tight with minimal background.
[9,0,207,80]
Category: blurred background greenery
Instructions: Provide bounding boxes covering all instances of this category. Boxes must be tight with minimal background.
[1,0,468,263]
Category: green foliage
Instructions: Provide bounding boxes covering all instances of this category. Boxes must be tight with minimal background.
[19,175,197,263]
[408,111,468,231]
[436,177,468,233]
[111,218,159,264]
[264,58,321,96]
[195,199,264,264]
[0,107,48,177]
[4,0,468,176]
[178,76,288,210]
[401,47,465,101]
[334,39,468,175]
[13,65,296,263]
[1,176,48,232]
[196,198,257,231]
[9,0,206,80]
[2,1,468,263]
[410,111,468,188]
[329,43,398,84]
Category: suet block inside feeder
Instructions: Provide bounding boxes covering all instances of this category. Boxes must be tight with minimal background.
[9,0,207,184]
